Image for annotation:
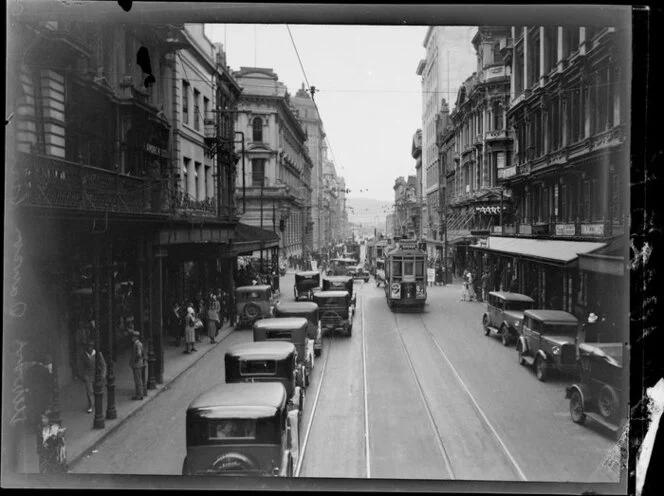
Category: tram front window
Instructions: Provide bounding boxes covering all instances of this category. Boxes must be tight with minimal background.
[392,261,402,277]
[404,261,414,276]
[415,261,424,277]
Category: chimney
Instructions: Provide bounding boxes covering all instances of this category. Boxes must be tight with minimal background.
[214,43,227,68]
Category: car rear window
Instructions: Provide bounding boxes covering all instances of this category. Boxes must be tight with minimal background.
[240,360,277,376]
[504,301,533,311]
[209,419,256,440]
[266,330,292,340]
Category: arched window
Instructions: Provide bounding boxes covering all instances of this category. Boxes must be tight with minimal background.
[252,117,263,142]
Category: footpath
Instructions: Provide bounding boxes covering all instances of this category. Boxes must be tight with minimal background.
[19,319,236,473]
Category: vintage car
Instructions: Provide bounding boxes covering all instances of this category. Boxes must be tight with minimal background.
[312,290,353,337]
[235,285,274,329]
[274,301,323,357]
[182,382,300,477]
[566,342,628,434]
[253,317,313,388]
[322,276,356,308]
[350,264,370,283]
[482,292,535,346]
[326,257,357,277]
[516,310,580,382]
[224,341,305,420]
[293,271,320,301]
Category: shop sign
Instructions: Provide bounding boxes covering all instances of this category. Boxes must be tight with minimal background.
[555,223,576,236]
[499,166,516,179]
[581,223,605,236]
[145,143,169,158]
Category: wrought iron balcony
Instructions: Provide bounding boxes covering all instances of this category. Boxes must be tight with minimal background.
[13,152,165,215]
[172,192,218,217]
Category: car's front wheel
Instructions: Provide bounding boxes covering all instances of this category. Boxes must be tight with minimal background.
[570,389,587,425]
[500,325,510,346]
[482,315,491,336]
[535,355,548,382]
[598,385,620,422]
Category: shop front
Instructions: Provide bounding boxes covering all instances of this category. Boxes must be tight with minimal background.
[469,236,607,312]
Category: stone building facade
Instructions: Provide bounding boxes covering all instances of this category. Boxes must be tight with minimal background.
[233,67,313,260]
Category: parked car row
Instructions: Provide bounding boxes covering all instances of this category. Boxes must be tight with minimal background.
[481,290,627,436]
[182,275,360,477]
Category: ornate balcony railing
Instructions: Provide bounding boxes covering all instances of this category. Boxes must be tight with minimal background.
[13,152,163,215]
[173,192,217,216]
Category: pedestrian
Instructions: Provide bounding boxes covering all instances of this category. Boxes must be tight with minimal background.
[207,294,220,344]
[74,318,91,380]
[467,270,476,302]
[184,305,197,353]
[195,294,206,342]
[129,330,145,400]
[82,340,106,413]
[170,301,183,347]
[460,270,469,302]
[481,271,490,302]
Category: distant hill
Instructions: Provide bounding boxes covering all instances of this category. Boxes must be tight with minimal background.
[346,197,393,228]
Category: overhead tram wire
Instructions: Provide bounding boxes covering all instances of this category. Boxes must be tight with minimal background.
[286,25,343,175]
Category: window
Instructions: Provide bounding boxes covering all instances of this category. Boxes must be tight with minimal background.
[252,159,265,187]
[546,27,558,73]
[528,32,541,88]
[493,102,503,130]
[183,157,191,197]
[570,87,581,143]
[240,359,276,376]
[193,89,200,131]
[208,420,256,441]
[182,80,190,125]
[404,261,414,276]
[565,27,580,57]
[252,117,263,142]
[195,161,202,200]
[203,96,209,124]
[610,173,623,224]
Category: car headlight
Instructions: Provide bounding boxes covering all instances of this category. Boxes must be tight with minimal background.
[513,320,520,327]
[552,346,560,356]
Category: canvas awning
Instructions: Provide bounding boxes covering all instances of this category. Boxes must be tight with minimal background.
[469,236,606,265]
[233,222,280,255]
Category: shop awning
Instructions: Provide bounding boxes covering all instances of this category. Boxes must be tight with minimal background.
[577,235,628,275]
[233,222,280,255]
[470,236,606,264]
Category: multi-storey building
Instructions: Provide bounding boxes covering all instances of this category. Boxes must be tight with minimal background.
[417,26,477,255]
[292,84,326,255]
[6,16,243,458]
[468,25,629,330]
[393,176,419,239]
[444,26,513,276]
[233,67,313,262]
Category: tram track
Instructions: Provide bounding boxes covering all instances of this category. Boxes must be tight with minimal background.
[392,311,457,479]
[390,308,528,481]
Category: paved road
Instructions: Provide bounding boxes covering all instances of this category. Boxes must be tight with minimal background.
[72,272,618,483]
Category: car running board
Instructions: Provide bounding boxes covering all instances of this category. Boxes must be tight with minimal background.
[585,412,622,432]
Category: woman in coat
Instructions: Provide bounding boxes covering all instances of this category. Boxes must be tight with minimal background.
[207,294,221,344]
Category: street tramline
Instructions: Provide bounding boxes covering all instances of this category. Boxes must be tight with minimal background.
[384,240,427,311]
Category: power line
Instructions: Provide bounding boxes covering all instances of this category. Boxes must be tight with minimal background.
[285,25,344,176]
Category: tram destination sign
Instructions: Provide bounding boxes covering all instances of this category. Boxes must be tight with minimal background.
[398,240,419,251]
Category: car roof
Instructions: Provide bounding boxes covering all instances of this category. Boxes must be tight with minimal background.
[226,341,295,360]
[253,317,309,330]
[325,276,352,281]
[524,309,579,323]
[236,285,272,292]
[331,258,357,263]
[295,271,320,276]
[187,382,287,418]
[275,301,318,313]
[488,291,535,302]
[314,290,350,298]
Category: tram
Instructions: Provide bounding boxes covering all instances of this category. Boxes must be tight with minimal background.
[384,240,427,311]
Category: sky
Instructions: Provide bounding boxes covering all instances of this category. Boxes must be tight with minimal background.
[204,24,476,205]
